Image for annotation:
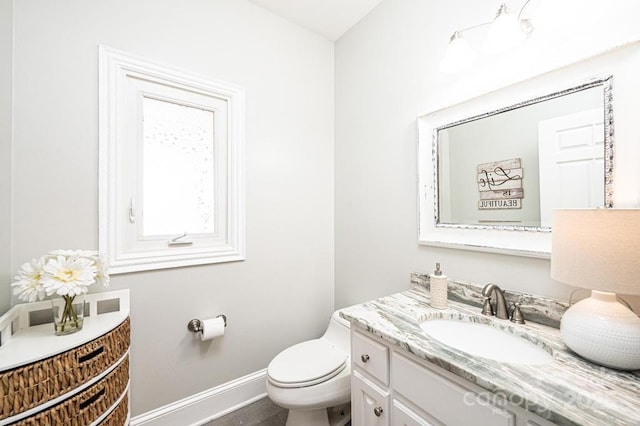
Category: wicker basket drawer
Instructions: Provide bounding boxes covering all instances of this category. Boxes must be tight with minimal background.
[10,355,129,426]
[99,392,128,426]
[0,318,130,421]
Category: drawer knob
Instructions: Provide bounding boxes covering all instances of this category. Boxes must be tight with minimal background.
[360,354,370,363]
[374,406,384,417]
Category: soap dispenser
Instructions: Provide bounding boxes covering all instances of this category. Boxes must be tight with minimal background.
[429,263,448,309]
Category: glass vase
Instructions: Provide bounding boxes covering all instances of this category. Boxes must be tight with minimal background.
[51,294,85,335]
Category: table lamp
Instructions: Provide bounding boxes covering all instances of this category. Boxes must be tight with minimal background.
[551,209,640,370]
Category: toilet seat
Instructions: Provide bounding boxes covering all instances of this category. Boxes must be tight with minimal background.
[267,339,348,388]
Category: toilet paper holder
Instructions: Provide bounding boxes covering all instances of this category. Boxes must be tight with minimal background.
[187,314,227,333]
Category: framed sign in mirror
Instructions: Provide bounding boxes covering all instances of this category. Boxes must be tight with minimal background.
[418,42,640,258]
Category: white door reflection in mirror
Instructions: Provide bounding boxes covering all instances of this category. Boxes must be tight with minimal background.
[142,97,216,237]
[538,108,605,227]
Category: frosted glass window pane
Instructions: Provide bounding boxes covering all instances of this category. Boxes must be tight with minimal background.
[142,97,215,236]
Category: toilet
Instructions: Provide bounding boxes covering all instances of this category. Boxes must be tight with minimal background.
[266,310,351,426]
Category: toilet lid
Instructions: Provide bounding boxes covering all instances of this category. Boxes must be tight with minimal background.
[267,339,347,388]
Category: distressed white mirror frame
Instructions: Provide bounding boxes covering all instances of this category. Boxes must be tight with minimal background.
[99,45,245,273]
[418,42,640,258]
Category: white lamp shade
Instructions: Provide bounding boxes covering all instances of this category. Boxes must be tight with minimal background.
[439,32,477,74]
[481,5,526,54]
[551,209,640,295]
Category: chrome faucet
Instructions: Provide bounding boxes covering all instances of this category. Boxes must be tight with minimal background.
[481,283,509,320]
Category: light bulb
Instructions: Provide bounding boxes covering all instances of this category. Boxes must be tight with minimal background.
[439,32,477,74]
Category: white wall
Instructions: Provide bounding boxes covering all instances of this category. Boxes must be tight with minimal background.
[334,0,640,307]
[0,0,12,315]
[9,0,334,415]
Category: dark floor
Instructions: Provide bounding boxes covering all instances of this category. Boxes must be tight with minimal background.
[203,398,351,426]
[204,397,287,426]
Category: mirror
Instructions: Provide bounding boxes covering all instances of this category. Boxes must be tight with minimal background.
[415,41,637,257]
[436,78,613,231]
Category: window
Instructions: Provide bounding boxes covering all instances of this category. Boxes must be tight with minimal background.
[99,46,245,273]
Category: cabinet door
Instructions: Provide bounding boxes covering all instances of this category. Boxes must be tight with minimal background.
[393,353,515,426]
[352,330,389,385]
[393,400,443,426]
[352,370,390,426]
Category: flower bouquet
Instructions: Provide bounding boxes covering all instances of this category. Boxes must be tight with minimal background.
[11,250,109,335]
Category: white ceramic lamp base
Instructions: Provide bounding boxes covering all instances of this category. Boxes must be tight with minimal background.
[561,290,640,370]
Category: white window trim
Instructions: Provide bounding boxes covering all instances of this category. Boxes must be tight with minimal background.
[98,45,245,273]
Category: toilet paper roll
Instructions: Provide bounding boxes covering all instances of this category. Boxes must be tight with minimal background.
[200,316,226,341]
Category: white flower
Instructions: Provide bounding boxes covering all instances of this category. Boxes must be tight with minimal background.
[49,249,110,288]
[12,249,110,303]
[94,254,110,288]
[41,255,97,297]
[11,257,47,302]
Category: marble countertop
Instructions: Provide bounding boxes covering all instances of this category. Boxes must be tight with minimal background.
[340,285,640,426]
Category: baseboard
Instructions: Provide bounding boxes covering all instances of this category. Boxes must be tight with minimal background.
[129,369,268,426]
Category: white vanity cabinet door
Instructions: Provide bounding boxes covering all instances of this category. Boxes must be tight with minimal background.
[352,330,389,385]
[350,329,557,426]
[393,400,442,426]
[523,415,556,426]
[352,370,390,426]
[393,352,515,426]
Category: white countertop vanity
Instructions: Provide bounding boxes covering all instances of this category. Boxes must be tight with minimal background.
[341,283,640,426]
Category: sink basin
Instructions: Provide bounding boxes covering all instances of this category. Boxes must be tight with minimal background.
[419,319,553,365]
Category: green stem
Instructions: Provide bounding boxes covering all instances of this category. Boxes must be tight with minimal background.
[60,295,79,332]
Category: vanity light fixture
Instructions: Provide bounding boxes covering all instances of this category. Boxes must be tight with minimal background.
[439,0,535,74]
[551,209,640,370]
[440,32,478,74]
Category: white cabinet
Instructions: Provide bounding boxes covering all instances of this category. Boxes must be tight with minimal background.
[352,370,390,426]
[351,330,556,426]
[352,330,390,385]
[392,400,440,426]
[351,330,391,426]
[393,352,514,426]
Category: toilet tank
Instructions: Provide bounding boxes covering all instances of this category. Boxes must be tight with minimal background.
[321,309,351,353]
